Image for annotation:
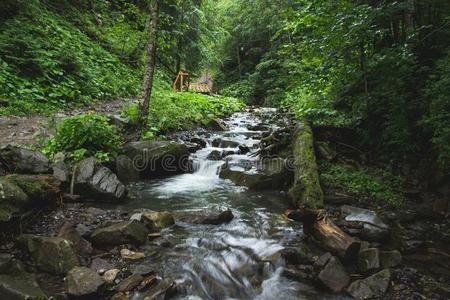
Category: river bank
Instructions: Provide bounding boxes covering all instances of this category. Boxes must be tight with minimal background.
[0,107,449,299]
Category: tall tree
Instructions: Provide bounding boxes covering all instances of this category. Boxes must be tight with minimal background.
[140,0,160,131]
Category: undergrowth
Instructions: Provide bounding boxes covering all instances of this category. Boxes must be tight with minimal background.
[122,92,245,137]
[319,161,404,207]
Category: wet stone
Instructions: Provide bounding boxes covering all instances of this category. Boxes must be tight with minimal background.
[0,273,47,300]
[66,266,104,296]
[18,235,79,275]
[379,250,402,268]
[357,248,380,272]
[90,220,149,247]
[318,256,350,292]
[347,269,391,299]
[116,274,143,292]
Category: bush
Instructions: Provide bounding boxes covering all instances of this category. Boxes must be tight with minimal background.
[319,162,404,207]
[43,113,123,162]
[121,92,245,135]
[0,2,140,115]
[422,51,450,172]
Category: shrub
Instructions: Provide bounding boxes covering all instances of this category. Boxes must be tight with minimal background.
[121,92,245,134]
[43,113,123,162]
[319,162,404,207]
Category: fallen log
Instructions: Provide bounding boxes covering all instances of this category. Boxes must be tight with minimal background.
[285,208,361,260]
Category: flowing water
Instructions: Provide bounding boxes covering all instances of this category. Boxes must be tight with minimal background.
[121,109,340,299]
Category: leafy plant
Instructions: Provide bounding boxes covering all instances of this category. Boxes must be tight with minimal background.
[43,113,123,162]
[121,91,244,135]
[319,161,404,207]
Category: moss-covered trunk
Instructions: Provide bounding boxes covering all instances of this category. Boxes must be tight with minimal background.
[288,121,324,208]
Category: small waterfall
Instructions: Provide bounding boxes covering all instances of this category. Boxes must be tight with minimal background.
[193,159,223,177]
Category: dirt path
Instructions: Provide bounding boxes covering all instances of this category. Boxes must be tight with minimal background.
[0,99,134,147]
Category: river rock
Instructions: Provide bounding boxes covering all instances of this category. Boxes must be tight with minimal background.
[318,256,350,292]
[207,150,223,161]
[120,249,145,260]
[174,209,234,225]
[18,235,79,274]
[288,121,324,209]
[66,266,104,296]
[123,141,190,178]
[57,222,94,255]
[379,250,402,268]
[347,269,391,299]
[115,155,140,183]
[219,158,293,190]
[142,211,175,228]
[357,248,380,272]
[0,177,29,222]
[212,138,240,148]
[341,205,389,229]
[90,220,149,246]
[52,152,69,183]
[75,157,126,201]
[0,175,61,222]
[279,246,313,265]
[103,269,120,284]
[116,274,143,292]
[0,145,50,174]
[206,118,228,131]
[0,272,47,300]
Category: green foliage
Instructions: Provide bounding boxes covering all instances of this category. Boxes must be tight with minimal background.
[319,161,404,207]
[422,51,450,172]
[121,91,245,134]
[215,0,450,172]
[220,79,256,104]
[0,2,140,115]
[43,113,123,162]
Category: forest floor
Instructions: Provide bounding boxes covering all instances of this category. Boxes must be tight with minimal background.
[0,99,132,147]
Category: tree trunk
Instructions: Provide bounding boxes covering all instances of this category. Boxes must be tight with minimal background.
[236,45,242,79]
[139,1,160,132]
[285,208,361,260]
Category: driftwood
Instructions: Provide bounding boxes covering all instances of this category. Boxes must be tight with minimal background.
[285,208,361,260]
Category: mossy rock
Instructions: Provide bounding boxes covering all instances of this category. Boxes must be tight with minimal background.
[0,175,60,222]
[6,174,60,201]
[18,235,79,275]
[0,177,29,222]
[123,141,190,178]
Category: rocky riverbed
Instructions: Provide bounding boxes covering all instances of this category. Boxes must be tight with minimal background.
[0,107,449,299]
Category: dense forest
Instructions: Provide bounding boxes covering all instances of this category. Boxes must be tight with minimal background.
[0,0,449,299]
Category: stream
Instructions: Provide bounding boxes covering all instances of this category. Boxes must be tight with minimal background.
[115,109,337,299]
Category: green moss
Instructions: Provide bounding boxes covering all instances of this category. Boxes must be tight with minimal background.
[319,161,404,207]
[288,121,324,208]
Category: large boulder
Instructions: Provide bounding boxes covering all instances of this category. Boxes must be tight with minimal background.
[347,269,391,299]
[357,248,380,272]
[115,155,140,184]
[379,250,402,268]
[18,235,79,275]
[341,205,390,241]
[318,256,350,292]
[0,273,47,300]
[0,175,60,222]
[0,145,50,174]
[219,158,293,190]
[206,119,228,131]
[131,210,175,228]
[174,209,234,225]
[66,266,104,297]
[123,141,189,178]
[75,157,126,201]
[288,121,324,209]
[57,222,94,255]
[90,220,149,247]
